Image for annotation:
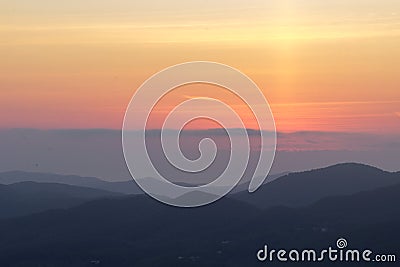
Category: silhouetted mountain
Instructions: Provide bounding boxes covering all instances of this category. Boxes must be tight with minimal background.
[0,182,122,219]
[233,163,400,209]
[0,171,288,197]
[0,171,142,194]
[0,196,259,267]
[0,180,399,266]
[229,172,289,193]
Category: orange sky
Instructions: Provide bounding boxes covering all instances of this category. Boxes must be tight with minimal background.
[1,0,399,133]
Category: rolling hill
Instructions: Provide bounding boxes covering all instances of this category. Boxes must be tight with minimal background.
[0,171,142,194]
[0,180,399,266]
[0,181,122,219]
[232,163,400,209]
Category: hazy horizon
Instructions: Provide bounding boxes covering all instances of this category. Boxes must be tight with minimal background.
[1,128,398,182]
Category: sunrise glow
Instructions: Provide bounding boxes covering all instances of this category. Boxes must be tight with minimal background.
[1,0,399,133]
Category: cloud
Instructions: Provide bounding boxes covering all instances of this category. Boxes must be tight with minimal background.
[1,128,399,181]
[276,131,400,152]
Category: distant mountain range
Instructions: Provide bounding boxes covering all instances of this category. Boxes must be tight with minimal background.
[0,163,399,266]
[0,170,288,196]
[0,182,122,219]
[0,171,143,194]
[0,179,399,266]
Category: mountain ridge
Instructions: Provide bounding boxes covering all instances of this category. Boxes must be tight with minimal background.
[0,171,142,194]
[0,181,123,219]
[232,162,400,209]
[0,180,399,266]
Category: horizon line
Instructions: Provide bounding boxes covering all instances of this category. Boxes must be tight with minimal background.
[0,127,393,136]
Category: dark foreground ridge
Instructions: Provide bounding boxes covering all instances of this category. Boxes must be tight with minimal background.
[0,163,399,266]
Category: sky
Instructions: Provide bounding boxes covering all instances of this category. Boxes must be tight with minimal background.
[0,1,400,179]
[1,0,399,134]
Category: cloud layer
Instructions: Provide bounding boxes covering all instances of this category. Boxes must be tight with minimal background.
[0,129,399,182]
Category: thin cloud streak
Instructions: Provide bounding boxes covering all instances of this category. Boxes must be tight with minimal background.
[271,100,400,107]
